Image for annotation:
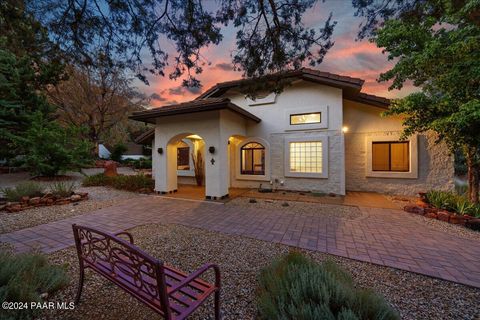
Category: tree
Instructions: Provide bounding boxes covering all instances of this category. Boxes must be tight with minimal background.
[13,112,93,177]
[48,56,147,150]
[27,0,336,87]
[0,1,65,159]
[353,0,480,202]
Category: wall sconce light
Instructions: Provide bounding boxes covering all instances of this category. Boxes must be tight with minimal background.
[209,146,216,154]
[342,126,349,133]
[157,147,163,154]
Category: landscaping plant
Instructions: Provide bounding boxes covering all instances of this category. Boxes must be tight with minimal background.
[0,250,69,319]
[83,173,153,192]
[110,143,127,162]
[257,251,399,320]
[1,182,44,202]
[49,181,76,198]
[426,190,480,218]
[192,150,204,186]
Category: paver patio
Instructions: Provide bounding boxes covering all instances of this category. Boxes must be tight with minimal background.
[0,196,479,288]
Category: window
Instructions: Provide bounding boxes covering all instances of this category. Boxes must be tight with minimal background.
[372,141,409,172]
[177,147,190,170]
[289,141,323,173]
[290,112,321,125]
[241,142,265,175]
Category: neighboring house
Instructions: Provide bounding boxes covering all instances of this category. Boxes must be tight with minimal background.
[98,142,148,160]
[131,68,454,199]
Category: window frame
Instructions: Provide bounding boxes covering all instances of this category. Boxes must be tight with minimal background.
[372,141,410,172]
[240,142,265,175]
[289,112,322,125]
[176,146,190,170]
[284,106,329,131]
[235,137,271,181]
[284,136,329,179]
[366,135,418,179]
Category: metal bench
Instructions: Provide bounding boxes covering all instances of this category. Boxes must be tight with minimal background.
[72,224,221,319]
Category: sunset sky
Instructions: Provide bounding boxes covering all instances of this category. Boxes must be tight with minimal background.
[139,1,416,107]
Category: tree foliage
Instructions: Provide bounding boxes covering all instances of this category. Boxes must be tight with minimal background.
[13,112,93,176]
[27,0,336,86]
[354,0,480,202]
[48,56,147,148]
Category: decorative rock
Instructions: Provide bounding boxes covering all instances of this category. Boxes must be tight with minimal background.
[29,197,41,205]
[416,199,430,208]
[404,205,424,215]
[6,204,22,212]
[450,215,467,225]
[77,192,89,198]
[281,202,289,207]
[466,218,480,231]
[104,160,118,177]
[418,191,427,201]
[437,211,450,222]
[54,199,70,205]
[45,198,54,205]
[70,194,82,202]
[425,212,438,219]
[20,196,30,203]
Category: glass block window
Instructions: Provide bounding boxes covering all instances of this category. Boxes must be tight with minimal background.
[290,112,321,125]
[372,141,409,172]
[289,141,323,173]
[241,142,265,175]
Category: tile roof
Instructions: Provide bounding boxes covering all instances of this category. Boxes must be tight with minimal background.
[129,98,261,124]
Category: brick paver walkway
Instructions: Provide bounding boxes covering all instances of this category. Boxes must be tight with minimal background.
[1,196,479,288]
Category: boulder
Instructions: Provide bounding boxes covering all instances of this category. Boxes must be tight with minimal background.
[76,192,89,198]
[29,197,41,205]
[425,212,438,219]
[466,218,480,231]
[20,196,30,203]
[437,211,450,222]
[6,204,22,213]
[450,215,467,225]
[104,161,118,177]
[54,199,70,205]
[404,205,424,215]
[70,194,82,202]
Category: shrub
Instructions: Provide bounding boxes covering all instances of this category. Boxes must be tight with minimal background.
[49,181,76,198]
[82,173,153,192]
[426,189,480,216]
[1,182,44,201]
[0,250,69,319]
[110,143,127,162]
[257,251,399,320]
[132,158,152,169]
[13,113,93,177]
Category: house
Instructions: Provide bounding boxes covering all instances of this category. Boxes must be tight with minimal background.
[130,68,454,199]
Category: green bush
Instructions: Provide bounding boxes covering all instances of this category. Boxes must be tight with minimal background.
[1,182,44,201]
[110,143,127,162]
[82,173,153,192]
[257,252,399,320]
[426,190,480,217]
[0,250,69,319]
[49,181,76,198]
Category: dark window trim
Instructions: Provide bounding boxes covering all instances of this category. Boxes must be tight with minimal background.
[240,143,265,175]
[177,146,190,170]
[289,112,321,125]
[372,141,409,172]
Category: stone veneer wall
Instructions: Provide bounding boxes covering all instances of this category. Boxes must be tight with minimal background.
[345,131,454,195]
[268,130,344,194]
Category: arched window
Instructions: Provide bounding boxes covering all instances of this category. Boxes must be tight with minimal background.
[241,142,265,175]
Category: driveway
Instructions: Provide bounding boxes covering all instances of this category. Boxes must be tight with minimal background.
[0,196,479,288]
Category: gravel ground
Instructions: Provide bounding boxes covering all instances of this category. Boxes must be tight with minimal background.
[0,187,144,234]
[228,197,362,220]
[43,224,479,320]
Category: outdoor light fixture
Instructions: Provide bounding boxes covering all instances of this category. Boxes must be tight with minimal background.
[209,146,215,154]
[342,126,349,133]
[157,147,163,154]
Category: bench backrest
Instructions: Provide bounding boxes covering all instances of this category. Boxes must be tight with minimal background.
[72,225,171,318]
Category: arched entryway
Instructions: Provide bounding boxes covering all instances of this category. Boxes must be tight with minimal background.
[165,133,206,198]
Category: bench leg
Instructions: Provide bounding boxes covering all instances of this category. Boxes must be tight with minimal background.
[214,290,220,320]
[74,267,85,305]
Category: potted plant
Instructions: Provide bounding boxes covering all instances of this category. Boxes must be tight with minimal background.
[192,150,204,186]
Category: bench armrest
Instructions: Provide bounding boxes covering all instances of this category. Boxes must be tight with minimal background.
[168,263,220,295]
[114,231,134,244]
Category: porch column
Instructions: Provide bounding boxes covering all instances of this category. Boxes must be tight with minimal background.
[153,126,177,193]
[204,133,229,199]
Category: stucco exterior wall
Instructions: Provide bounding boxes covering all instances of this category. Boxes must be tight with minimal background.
[224,81,346,194]
[343,100,454,195]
